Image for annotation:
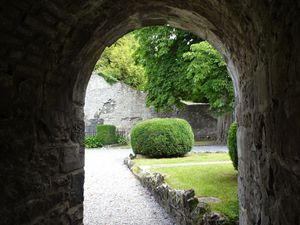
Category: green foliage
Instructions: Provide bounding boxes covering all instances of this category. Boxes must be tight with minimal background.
[131,118,194,158]
[183,41,234,116]
[116,134,129,145]
[94,33,146,90]
[94,25,234,116]
[134,26,202,112]
[134,26,234,116]
[96,124,117,145]
[227,122,238,170]
[84,136,103,148]
[97,72,118,85]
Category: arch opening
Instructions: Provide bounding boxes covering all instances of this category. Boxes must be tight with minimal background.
[83,25,238,223]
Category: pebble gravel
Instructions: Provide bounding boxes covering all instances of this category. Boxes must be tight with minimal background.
[192,145,228,153]
[83,148,175,225]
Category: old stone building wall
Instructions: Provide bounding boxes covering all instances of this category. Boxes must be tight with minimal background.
[84,74,217,140]
[216,112,234,144]
[84,73,155,136]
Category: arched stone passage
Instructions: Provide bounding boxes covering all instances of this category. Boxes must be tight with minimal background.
[0,1,299,225]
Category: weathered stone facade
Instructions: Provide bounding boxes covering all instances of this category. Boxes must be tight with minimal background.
[0,1,299,225]
[216,112,234,144]
[84,74,156,136]
[84,73,217,140]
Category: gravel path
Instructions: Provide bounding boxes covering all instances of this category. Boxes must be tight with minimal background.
[192,145,228,153]
[84,149,175,225]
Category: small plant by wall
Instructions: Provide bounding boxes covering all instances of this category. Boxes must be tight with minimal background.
[227,122,238,170]
[131,118,194,158]
[96,124,117,145]
[84,136,103,148]
[116,134,129,145]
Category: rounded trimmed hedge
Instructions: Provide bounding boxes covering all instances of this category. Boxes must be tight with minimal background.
[96,124,117,145]
[131,118,194,158]
[227,121,238,170]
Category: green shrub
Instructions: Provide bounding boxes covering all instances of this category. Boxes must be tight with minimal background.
[131,118,194,158]
[227,121,238,170]
[116,134,129,145]
[97,72,118,85]
[96,124,117,145]
[85,136,103,148]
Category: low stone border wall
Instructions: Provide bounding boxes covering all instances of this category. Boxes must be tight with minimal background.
[124,157,229,225]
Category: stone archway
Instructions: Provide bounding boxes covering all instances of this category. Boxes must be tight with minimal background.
[0,1,299,225]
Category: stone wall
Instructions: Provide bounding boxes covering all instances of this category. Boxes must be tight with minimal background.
[166,103,218,141]
[216,112,234,144]
[84,74,217,140]
[124,158,228,225]
[84,74,156,136]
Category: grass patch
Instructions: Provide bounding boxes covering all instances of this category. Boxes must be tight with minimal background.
[133,153,230,166]
[151,164,238,222]
[110,144,132,149]
[133,153,238,222]
[194,140,217,146]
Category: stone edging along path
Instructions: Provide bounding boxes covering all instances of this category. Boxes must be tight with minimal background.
[124,158,230,225]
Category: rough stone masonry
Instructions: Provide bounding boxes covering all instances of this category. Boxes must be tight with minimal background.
[0,1,299,225]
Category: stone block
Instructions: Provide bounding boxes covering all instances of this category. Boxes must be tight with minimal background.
[70,171,84,207]
[68,205,84,223]
[60,144,84,173]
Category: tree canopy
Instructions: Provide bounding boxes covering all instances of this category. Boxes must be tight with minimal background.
[134,26,202,111]
[183,41,234,116]
[94,33,146,90]
[94,25,234,116]
[134,26,234,116]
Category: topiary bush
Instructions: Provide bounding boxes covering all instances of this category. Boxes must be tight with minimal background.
[227,121,238,170]
[96,124,117,145]
[131,118,194,158]
[84,136,103,148]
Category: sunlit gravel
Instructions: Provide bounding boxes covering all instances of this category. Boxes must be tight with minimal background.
[83,148,175,225]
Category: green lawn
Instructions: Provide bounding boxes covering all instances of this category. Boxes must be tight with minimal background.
[133,153,230,166]
[111,144,132,149]
[133,153,238,222]
[194,140,217,146]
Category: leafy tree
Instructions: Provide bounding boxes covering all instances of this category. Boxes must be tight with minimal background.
[134,26,202,111]
[95,25,234,116]
[94,33,146,90]
[134,26,234,116]
[183,41,234,116]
